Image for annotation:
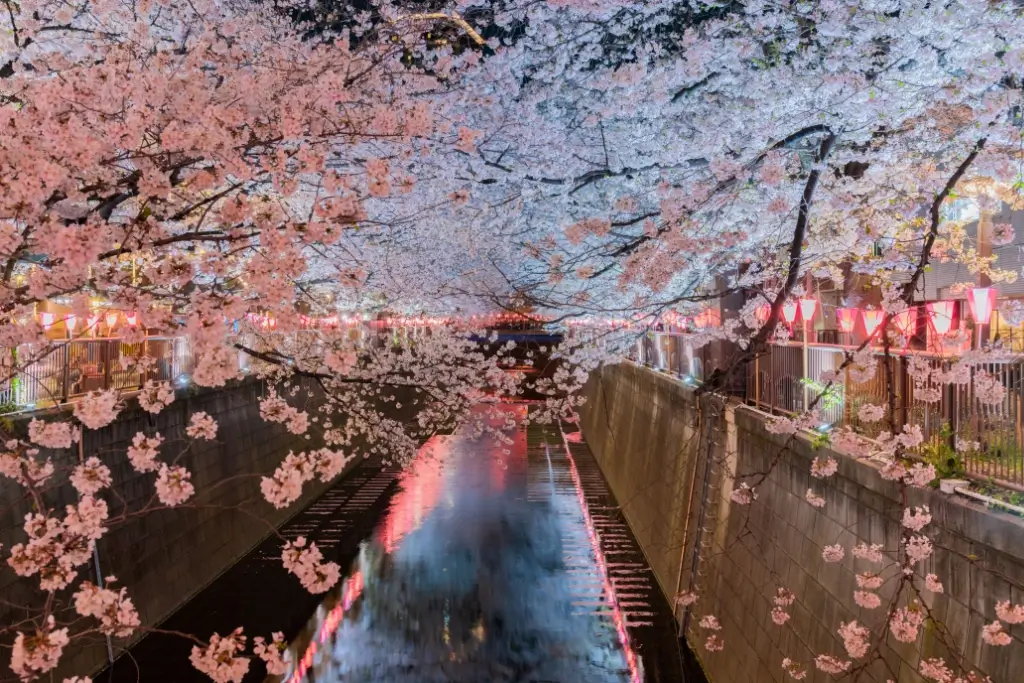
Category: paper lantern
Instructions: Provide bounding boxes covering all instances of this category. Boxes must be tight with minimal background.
[755,303,771,325]
[862,310,884,336]
[799,298,818,322]
[966,287,997,325]
[893,308,918,337]
[782,302,798,325]
[40,312,55,330]
[926,301,955,334]
[836,308,858,333]
[65,314,77,333]
[125,312,138,326]
[105,312,119,329]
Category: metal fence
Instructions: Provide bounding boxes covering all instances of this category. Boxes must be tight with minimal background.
[0,337,193,410]
[634,332,1024,489]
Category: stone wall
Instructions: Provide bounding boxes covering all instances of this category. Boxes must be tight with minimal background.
[580,362,1024,683]
[0,377,340,676]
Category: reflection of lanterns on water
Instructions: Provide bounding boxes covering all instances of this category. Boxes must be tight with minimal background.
[379,443,447,553]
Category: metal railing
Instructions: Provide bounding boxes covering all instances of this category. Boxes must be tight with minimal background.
[0,337,193,410]
[634,332,1024,489]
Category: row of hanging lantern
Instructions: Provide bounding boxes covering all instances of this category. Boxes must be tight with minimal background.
[38,309,138,335]
[767,286,999,342]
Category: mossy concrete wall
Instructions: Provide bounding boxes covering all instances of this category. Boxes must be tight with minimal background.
[580,362,1024,683]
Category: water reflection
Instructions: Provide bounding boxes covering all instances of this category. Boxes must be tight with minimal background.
[279,404,632,683]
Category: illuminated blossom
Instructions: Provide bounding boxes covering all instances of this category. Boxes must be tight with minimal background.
[810,456,838,479]
[27,420,79,450]
[190,629,250,683]
[925,574,944,593]
[856,572,884,590]
[857,404,884,423]
[155,465,195,506]
[74,390,121,430]
[127,432,164,473]
[905,463,936,488]
[187,412,219,440]
[281,537,340,594]
[906,536,933,565]
[981,621,1012,646]
[730,483,757,505]
[138,380,175,414]
[920,658,954,683]
[781,658,807,680]
[821,544,844,563]
[805,489,825,508]
[70,457,112,496]
[901,505,931,532]
[73,580,140,637]
[253,633,290,675]
[814,655,851,675]
[699,614,721,631]
[704,635,724,652]
[838,620,870,659]
[995,600,1024,624]
[10,617,69,681]
[890,604,925,643]
[854,591,882,610]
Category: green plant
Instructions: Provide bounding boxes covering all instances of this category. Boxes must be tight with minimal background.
[799,377,844,410]
[917,423,965,484]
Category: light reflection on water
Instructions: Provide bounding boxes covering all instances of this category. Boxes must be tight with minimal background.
[277,404,633,683]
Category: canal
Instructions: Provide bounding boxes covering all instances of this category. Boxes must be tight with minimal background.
[103,402,696,683]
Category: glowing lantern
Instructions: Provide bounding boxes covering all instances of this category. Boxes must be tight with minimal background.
[755,303,771,325]
[40,312,55,330]
[926,301,955,334]
[692,311,706,329]
[836,308,858,333]
[966,287,997,325]
[65,314,78,333]
[893,308,918,337]
[87,314,100,336]
[781,302,798,326]
[799,298,818,322]
[862,310,884,336]
[125,312,138,326]
[105,312,119,329]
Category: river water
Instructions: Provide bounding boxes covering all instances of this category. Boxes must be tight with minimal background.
[276,402,654,683]
[104,401,690,683]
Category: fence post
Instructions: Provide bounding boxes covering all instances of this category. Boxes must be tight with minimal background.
[60,344,69,403]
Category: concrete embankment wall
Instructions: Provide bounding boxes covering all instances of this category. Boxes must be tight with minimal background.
[579,362,1024,683]
[0,378,339,676]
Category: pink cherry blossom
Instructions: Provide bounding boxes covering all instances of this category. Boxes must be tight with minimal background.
[821,544,845,563]
[73,580,140,637]
[73,390,121,430]
[838,620,870,659]
[281,537,340,594]
[138,381,175,414]
[190,628,250,683]
[70,457,112,496]
[854,591,882,610]
[127,432,164,473]
[902,505,932,532]
[155,465,195,506]
[890,604,925,643]
[674,590,698,607]
[704,635,724,652]
[925,574,944,593]
[995,600,1024,624]
[186,412,219,440]
[981,621,1012,646]
[253,632,290,675]
[11,617,69,681]
[906,536,934,565]
[27,419,79,450]
[730,482,757,505]
[857,404,884,423]
[814,654,851,675]
[810,456,838,479]
[781,658,807,680]
[805,489,825,508]
[699,614,721,631]
[920,658,954,683]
